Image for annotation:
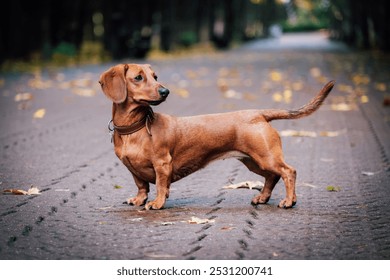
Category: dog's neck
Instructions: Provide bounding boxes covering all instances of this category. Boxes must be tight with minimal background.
[112,103,153,127]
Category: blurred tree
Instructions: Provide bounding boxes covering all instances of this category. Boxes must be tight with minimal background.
[329,0,390,50]
[2,0,388,66]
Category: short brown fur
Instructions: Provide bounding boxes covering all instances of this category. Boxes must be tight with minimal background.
[99,64,334,210]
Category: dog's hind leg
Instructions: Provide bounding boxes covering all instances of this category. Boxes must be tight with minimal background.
[240,155,296,208]
[239,157,281,205]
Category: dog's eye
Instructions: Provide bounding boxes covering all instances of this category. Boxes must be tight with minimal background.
[134,75,143,81]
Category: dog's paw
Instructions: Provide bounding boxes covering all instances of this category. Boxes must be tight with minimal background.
[278,198,297,209]
[144,200,165,210]
[251,194,270,205]
[125,196,147,206]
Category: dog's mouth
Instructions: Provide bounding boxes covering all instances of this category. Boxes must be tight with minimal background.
[136,98,166,106]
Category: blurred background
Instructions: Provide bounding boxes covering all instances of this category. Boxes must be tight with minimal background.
[1,0,389,71]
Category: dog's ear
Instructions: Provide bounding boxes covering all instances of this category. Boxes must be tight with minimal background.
[99,64,129,103]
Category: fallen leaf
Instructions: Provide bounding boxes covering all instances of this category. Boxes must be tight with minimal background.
[272,92,283,102]
[144,253,176,259]
[326,186,341,192]
[3,186,40,195]
[221,226,236,231]
[283,89,292,103]
[360,95,369,103]
[318,131,340,137]
[331,103,356,111]
[352,74,370,85]
[223,180,263,191]
[27,187,41,195]
[3,189,27,195]
[114,185,123,189]
[223,89,242,99]
[33,108,46,119]
[270,70,282,82]
[188,216,215,224]
[361,171,377,176]
[280,130,317,137]
[14,92,33,102]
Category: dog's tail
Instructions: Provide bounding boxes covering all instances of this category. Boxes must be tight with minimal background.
[263,81,335,122]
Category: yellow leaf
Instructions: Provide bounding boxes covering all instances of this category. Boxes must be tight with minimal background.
[280,130,317,137]
[352,74,370,85]
[14,92,33,102]
[283,89,292,103]
[318,131,340,137]
[331,103,356,111]
[360,95,369,103]
[270,71,282,82]
[272,92,283,102]
[33,108,46,119]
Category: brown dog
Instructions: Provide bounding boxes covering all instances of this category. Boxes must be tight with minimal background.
[99,64,334,210]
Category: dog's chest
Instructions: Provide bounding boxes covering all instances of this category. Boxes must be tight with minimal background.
[114,138,156,182]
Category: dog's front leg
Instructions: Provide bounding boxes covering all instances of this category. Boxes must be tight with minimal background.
[126,174,150,206]
[145,158,172,210]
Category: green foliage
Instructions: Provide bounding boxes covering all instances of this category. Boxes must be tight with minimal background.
[179,32,198,47]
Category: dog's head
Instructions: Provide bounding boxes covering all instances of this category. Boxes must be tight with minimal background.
[99,64,169,106]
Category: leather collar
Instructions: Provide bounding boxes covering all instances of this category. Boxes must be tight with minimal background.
[108,107,154,137]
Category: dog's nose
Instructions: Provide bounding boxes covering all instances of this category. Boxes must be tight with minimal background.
[158,87,170,98]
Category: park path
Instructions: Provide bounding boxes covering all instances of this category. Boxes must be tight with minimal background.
[0,32,389,259]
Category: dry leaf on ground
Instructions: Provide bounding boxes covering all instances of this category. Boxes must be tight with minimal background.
[3,186,41,195]
[361,171,377,176]
[281,130,341,138]
[220,226,236,231]
[223,180,263,191]
[188,216,215,224]
[331,103,357,111]
[280,130,317,137]
[14,92,33,102]
[33,108,46,119]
